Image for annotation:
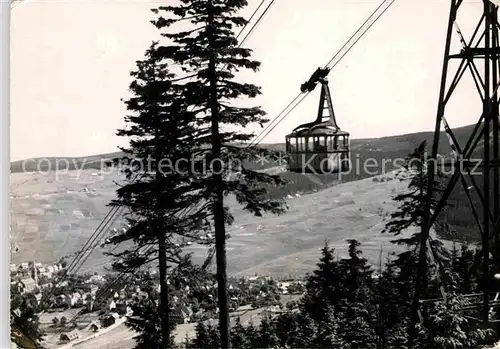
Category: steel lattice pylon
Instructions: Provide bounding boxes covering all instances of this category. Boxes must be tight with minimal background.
[411,0,500,338]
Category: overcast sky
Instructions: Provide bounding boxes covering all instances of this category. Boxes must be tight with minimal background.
[10,0,485,161]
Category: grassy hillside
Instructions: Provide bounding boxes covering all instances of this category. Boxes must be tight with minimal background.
[11,168,449,277]
[10,123,497,246]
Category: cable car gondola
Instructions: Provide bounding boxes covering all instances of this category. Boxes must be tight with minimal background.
[285,67,350,174]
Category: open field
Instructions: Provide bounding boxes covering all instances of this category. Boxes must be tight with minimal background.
[11,123,497,244]
[10,165,454,277]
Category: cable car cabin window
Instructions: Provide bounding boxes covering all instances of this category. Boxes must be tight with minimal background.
[314,137,327,152]
[307,138,315,152]
[327,137,334,151]
[298,138,305,151]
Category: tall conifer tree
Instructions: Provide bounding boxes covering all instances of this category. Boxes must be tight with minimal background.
[152,1,287,346]
[109,42,210,348]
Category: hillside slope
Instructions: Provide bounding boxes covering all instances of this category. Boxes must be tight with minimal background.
[10,123,492,273]
[10,167,452,277]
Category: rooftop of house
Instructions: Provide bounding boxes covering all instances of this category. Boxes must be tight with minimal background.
[20,278,36,286]
[60,330,79,340]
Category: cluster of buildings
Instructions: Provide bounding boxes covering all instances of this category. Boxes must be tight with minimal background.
[10,261,65,299]
[10,258,307,346]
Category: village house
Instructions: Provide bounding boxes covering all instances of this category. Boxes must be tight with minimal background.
[19,277,37,294]
[88,274,105,284]
[278,281,291,294]
[169,308,189,325]
[39,282,53,291]
[59,330,79,344]
[70,292,82,307]
[100,312,120,328]
[89,321,101,332]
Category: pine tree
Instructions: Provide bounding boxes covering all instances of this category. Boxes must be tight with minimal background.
[454,244,479,295]
[125,274,175,349]
[10,289,44,347]
[192,322,211,349]
[314,305,346,349]
[207,324,222,348]
[230,317,251,349]
[374,254,416,348]
[338,240,374,299]
[151,1,288,346]
[302,240,341,322]
[417,293,494,349]
[273,311,299,348]
[383,141,450,346]
[108,41,210,349]
[335,240,377,349]
[256,315,279,348]
[288,311,317,348]
[244,320,259,348]
[384,141,450,276]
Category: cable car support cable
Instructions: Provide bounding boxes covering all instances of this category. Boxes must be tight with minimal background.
[250,0,397,147]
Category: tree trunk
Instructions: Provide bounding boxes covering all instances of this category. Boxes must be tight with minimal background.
[207,1,231,347]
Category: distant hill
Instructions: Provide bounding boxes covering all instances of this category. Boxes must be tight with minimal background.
[10,123,496,245]
[9,124,480,175]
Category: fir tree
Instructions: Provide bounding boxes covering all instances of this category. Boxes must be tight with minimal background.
[288,311,317,348]
[314,305,345,349]
[335,240,377,349]
[230,317,251,349]
[108,41,210,348]
[374,254,421,348]
[417,293,494,349]
[302,240,341,322]
[192,322,211,349]
[383,141,450,346]
[207,324,221,348]
[273,311,299,348]
[244,320,259,348]
[384,141,450,277]
[125,274,175,349]
[256,315,279,348]
[152,1,288,345]
[10,289,44,347]
[453,244,479,295]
